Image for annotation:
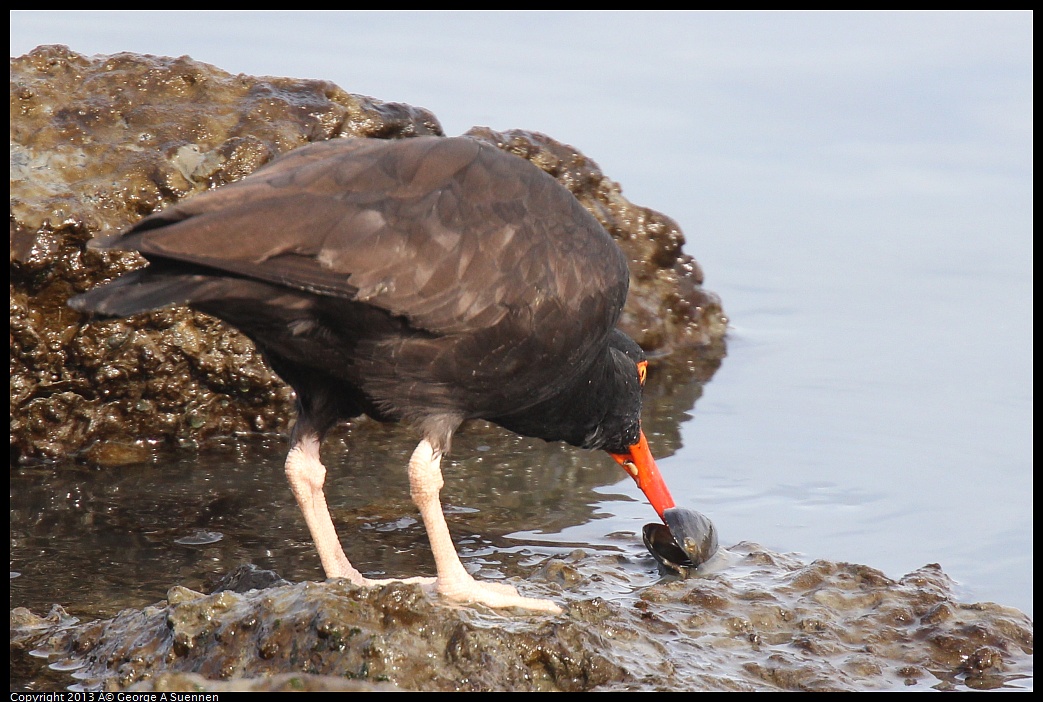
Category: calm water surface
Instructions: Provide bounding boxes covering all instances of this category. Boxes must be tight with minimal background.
[10,11,1032,620]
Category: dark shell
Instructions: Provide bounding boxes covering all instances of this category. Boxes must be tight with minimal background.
[643,507,719,577]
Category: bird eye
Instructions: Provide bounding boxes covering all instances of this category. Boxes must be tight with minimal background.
[637,360,648,386]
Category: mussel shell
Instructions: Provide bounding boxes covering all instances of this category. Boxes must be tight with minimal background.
[642,507,719,577]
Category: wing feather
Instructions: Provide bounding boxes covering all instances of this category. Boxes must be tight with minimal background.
[89,136,629,416]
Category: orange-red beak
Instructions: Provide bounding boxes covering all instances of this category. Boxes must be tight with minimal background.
[609,430,676,520]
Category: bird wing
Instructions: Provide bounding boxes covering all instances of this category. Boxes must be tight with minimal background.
[96,136,629,343]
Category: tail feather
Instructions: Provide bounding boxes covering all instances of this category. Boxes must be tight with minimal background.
[69,270,269,318]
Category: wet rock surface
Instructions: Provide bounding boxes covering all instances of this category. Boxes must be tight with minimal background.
[10,45,727,463]
[11,545,1032,692]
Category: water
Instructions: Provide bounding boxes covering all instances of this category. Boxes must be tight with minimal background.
[9,416,690,620]
[10,11,1032,621]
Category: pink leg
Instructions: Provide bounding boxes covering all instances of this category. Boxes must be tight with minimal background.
[284,431,559,613]
[284,433,366,583]
[284,432,434,590]
[408,438,561,613]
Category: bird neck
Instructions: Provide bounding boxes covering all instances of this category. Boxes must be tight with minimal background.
[490,345,641,452]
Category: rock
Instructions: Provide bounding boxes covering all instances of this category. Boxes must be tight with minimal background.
[10,45,726,463]
[12,545,1033,692]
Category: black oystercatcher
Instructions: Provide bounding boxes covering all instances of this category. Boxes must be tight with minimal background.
[70,136,700,613]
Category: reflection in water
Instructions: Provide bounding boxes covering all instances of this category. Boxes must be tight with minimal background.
[9,366,715,620]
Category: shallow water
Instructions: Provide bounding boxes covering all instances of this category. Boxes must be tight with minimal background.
[9,6,1032,640]
[10,397,1034,691]
[7,372,703,622]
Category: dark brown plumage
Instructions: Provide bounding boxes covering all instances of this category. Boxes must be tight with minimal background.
[71,136,681,611]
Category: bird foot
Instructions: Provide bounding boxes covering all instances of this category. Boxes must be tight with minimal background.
[345,574,558,613]
[427,574,562,614]
[359,575,436,588]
